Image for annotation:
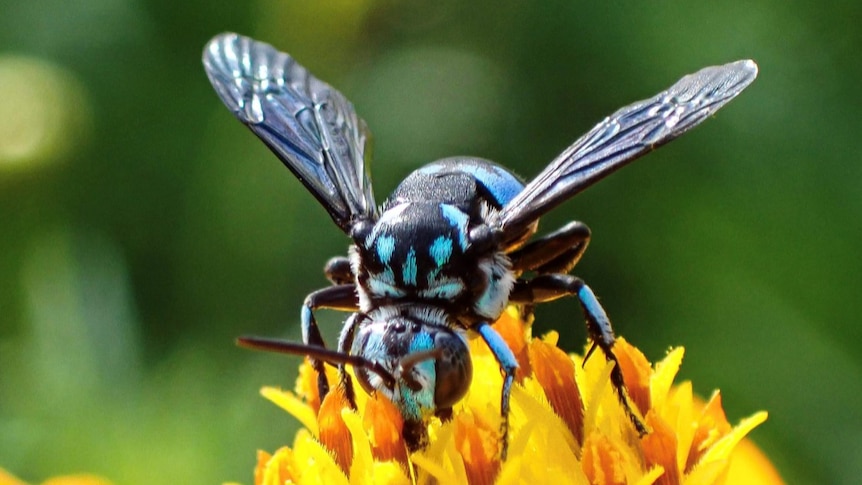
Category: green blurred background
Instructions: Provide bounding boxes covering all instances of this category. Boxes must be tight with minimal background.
[1,1,859,483]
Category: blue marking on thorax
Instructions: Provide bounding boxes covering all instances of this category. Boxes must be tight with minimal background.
[376,234,396,264]
[380,267,396,284]
[418,159,524,206]
[402,247,418,286]
[420,281,464,299]
[369,277,405,297]
[459,164,524,206]
[429,236,453,267]
[368,267,405,297]
[425,266,440,285]
[440,205,469,251]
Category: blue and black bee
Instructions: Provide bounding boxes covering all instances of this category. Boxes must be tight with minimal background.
[202,32,757,458]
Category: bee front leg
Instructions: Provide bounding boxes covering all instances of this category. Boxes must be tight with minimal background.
[509,274,648,436]
[301,284,359,401]
[335,312,363,407]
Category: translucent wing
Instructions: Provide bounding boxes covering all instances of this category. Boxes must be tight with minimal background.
[203,33,377,232]
[496,60,758,238]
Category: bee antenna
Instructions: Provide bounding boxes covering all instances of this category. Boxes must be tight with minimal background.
[397,347,444,391]
[236,335,397,388]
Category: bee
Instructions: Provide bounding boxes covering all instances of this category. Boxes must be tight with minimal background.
[202,32,757,458]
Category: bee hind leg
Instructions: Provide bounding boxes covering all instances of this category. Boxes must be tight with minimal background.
[508,221,590,274]
[509,274,648,436]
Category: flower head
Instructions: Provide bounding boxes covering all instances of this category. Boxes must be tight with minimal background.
[253,308,783,485]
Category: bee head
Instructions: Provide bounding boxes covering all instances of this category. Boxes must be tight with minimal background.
[352,306,473,420]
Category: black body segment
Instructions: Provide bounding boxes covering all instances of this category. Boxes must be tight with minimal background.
[204,32,758,460]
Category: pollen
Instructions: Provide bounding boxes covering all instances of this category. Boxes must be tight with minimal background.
[251,308,783,485]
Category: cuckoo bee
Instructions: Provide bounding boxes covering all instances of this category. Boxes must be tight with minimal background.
[202,32,757,458]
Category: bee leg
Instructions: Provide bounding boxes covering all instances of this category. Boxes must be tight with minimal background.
[509,275,648,436]
[435,407,454,422]
[324,256,354,285]
[335,312,362,408]
[476,322,519,460]
[509,221,591,274]
[302,284,360,401]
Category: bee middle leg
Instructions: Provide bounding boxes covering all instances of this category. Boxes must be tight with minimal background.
[476,322,519,460]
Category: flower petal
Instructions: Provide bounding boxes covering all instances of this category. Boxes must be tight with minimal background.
[641,413,681,485]
[261,386,319,436]
[651,347,685,410]
[482,307,533,378]
[530,335,585,444]
[292,429,349,485]
[317,386,353,474]
[685,391,731,472]
[724,433,784,484]
[582,432,627,485]
[615,339,652,415]
[363,393,409,466]
[256,447,294,485]
[455,409,500,485]
[344,407,375,483]
[697,411,768,467]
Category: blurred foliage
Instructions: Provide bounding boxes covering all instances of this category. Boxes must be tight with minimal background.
[0,1,860,483]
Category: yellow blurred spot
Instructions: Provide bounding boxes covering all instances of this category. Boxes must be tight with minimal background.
[0,468,113,485]
[0,56,91,170]
[41,476,113,485]
[0,467,28,485]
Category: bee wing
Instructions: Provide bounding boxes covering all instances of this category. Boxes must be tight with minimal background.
[495,60,758,239]
[203,33,377,232]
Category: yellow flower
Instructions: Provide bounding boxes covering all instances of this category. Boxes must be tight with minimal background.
[252,308,784,485]
[0,468,112,485]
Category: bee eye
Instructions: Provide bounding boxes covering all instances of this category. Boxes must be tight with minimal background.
[433,332,472,408]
